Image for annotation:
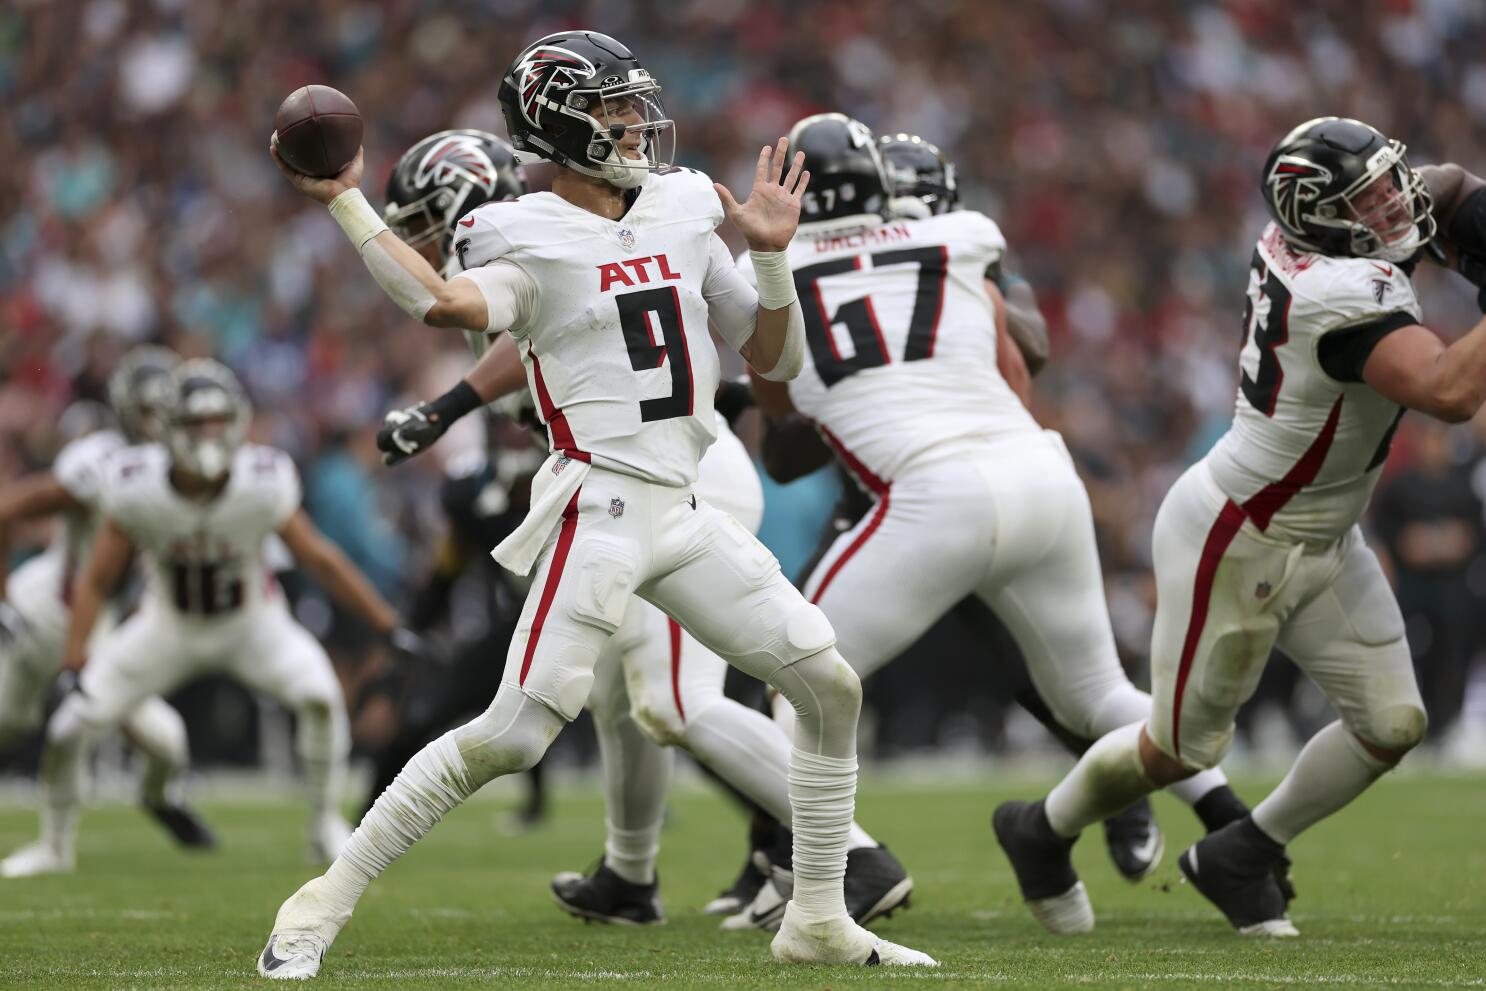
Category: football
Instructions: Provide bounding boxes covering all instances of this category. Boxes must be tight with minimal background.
[273,85,362,179]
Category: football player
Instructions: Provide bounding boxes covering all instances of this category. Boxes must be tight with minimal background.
[261,30,934,977]
[994,117,1486,936]
[373,130,913,930]
[725,130,1191,909]
[1,360,416,878]
[0,347,216,878]
[739,114,1258,931]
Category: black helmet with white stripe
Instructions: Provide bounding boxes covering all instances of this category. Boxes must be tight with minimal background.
[497,31,674,190]
[164,359,251,482]
[1261,117,1434,263]
[879,133,958,219]
[786,113,889,223]
[384,130,526,260]
[107,345,179,443]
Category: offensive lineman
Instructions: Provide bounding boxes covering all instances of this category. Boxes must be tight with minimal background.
[260,30,934,977]
[741,114,1254,932]
[3,360,416,876]
[730,131,1190,911]
[0,347,215,877]
[994,117,1486,936]
[373,129,912,929]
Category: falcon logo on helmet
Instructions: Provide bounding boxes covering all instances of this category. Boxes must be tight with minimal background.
[384,130,527,262]
[1266,156,1333,236]
[515,46,599,128]
[498,31,676,191]
[413,136,499,196]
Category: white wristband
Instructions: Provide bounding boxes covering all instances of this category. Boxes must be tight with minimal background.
[328,188,389,251]
[749,249,797,310]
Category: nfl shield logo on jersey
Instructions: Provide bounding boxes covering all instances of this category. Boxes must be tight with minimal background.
[616,227,636,252]
[609,497,625,519]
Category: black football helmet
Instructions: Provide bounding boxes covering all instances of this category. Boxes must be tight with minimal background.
[164,359,251,482]
[498,31,674,189]
[787,113,889,223]
[879,133,958,219]
[107,344,179,443]
[384,130,526,260]
[1261,117,1434,263]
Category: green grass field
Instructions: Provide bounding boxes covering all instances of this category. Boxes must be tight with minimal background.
[1,771,1483,990]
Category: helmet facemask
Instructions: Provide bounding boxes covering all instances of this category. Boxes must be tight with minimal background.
[165,373,249,483]
[562,76,675,189]
[1291,140,1435,263]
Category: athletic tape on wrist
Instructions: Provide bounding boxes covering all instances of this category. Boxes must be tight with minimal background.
[749,249,797,310]
[328,188,390,251]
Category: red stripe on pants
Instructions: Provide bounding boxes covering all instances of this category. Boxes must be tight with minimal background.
[1169,500,1246,760]
[519,490,582,686]
[668,619,685,722]
[810,492,891,604]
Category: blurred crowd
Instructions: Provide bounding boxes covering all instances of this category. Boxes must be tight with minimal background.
[5,0,1486,771]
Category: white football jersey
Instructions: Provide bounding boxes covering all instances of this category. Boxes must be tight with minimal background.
[451,167,735,487]
[1206,222,1422,543]
[100,443,301,617]
[13,429,125,606]
[737,210,1038,484]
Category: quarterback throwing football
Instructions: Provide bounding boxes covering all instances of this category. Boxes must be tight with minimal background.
[260,30,935,977]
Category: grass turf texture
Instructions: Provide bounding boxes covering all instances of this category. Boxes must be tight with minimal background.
[1,773,1482,990]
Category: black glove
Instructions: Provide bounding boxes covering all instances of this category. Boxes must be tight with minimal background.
[377,403,446,466]
[377,380,484,467]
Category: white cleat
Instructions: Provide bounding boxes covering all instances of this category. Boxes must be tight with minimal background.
[1,842,74,879]
[770,902,938,967]
[1238,918,1300,938]
[258,933,327,980]
[1026,880,1095,934]
[721,870,788,931]
[256,876,352,980]
[306,815,352,864]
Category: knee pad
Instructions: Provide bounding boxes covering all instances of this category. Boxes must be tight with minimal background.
[453,690,564,781]
[770,602,836,666]
[1354,702,1428,755]
[781,646,862,713]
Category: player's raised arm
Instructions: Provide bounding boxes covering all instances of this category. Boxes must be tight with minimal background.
[377,333,527,466]
[1362,163,1486,422]
[276,508,400,637]
[714,139,811,381]
[60,517,133,673]
[268,141,509,334]
[0,474,79,599]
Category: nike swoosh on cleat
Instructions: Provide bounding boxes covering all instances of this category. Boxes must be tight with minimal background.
[1130,832,1160,863]
[260,942,288,972]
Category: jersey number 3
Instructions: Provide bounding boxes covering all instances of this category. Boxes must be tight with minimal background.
[1239,252,1292,417]
[616,287,693,421]
[794,247,948,387]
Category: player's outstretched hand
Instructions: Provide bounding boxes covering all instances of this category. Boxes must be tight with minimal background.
[269,134,364,205]
[377,402,447,467]
[715,138,810,253]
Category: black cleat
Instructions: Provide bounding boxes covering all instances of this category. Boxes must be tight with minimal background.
[143,801,217,849]
[844,845,914,925]
[992,799,1093,933]
[1103,797,1164,881]
[704,849,769,915]
[1177,816,1298,937]
[551,860,665,926]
